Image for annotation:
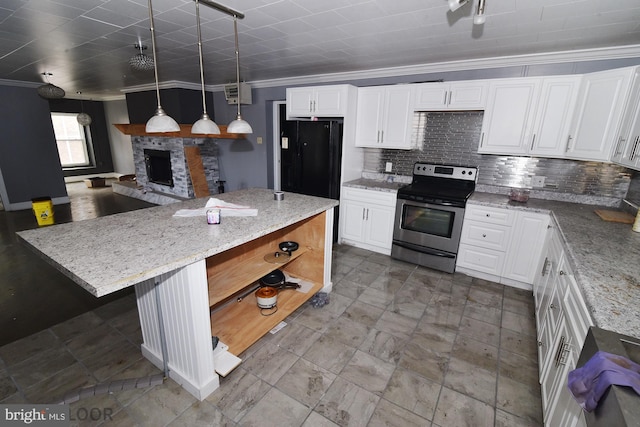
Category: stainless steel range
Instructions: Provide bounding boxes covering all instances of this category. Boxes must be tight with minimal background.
[391,163,478,273]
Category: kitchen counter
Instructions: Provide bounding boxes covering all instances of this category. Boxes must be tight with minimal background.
[469,192,640,340]
[17,188,339,297]
[342,177,408,193]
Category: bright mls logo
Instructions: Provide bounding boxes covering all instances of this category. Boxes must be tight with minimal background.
[1,405,68,426]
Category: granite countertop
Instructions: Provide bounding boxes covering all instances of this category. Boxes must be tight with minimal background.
[17,189,339,297]
[470,192,640,340]
[342,177,408,192]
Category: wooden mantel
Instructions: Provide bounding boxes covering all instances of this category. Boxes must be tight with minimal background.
[114,123,244,139]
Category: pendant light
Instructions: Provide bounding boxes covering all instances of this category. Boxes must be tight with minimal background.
[145,0,179,133]
[226,16,252,134]
[76,92,92,126]
[129,43,155,72]
[191,0,220,135]
[37,73,65,99]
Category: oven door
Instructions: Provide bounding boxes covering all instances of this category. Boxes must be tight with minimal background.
[392,198,465,254]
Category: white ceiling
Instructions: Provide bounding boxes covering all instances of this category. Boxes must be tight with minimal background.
[1,0,640,100]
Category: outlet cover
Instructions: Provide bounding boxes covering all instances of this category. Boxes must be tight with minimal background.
[385,162,392,172]
[532,176,546,188]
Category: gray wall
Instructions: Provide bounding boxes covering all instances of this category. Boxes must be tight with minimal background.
[0,85,67,208]
[105,99,135,175]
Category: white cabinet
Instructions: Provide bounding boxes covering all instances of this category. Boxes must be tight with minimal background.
[612,67,640,170]
[339,187,397,255]
[565,67,635,161]
[478,76,580,157]
[413,81,487,110]
[286,85,355,118]
[478,78,540,155]
[503,211,550,284]
[457,205,548,289]
[354,85,414,149]
[529,76,581,158]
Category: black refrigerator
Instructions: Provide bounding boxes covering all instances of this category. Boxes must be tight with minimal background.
[279,104,342,239]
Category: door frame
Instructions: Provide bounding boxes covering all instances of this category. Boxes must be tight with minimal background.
[272,101,285,192]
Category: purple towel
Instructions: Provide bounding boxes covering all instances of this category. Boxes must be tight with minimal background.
[568,350,640,412]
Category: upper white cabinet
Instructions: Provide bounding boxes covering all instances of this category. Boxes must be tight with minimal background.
[413,81,487,110]
[286,85,355,118]
[478,78,540,155]
[565,67,635,161]
[611,67,640,170]
[478,76,581,157]
[354,85,414,149]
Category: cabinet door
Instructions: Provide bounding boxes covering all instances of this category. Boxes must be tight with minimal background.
[566,67,634,161]
[457,243,505,276]
[413,83,449,109]
[460,221,511,251]
[354,87,385,147]
[503,212,550,284]
[529,76,580,157]
[286,88,315,117]
[380,86,414,148]
[478,79,540,155]
[613,69,640,170]
[448,81,487,109]
[314,86,347,116]
[340,199,367,242]
[364,204,396,250]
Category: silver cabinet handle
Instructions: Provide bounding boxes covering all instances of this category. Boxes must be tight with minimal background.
[631,135,640,161]
[565,135,573,152]
[443,91,448,105]
[362,208,366,220]
[366,208,369,221]
[554,335,566,367]
[309,100,313,113]
[541,257,550,276]
[550,303,555,309]
[530,134,536,151]
[380,130,384,144]
[559,270,565,275]
[615,136,626,156]
[479,133,485,147]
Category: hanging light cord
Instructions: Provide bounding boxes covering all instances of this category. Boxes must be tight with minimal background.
[233,16,242,119]
[148,0,162,112]
[195,0,209,117]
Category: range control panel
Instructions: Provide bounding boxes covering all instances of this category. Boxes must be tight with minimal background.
[412,163,478,181]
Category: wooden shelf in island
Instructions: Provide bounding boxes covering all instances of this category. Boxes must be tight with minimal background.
[206,212,328,356]
[113,123,245,139]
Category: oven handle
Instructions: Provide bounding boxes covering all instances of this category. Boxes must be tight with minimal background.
[392,240,456,259]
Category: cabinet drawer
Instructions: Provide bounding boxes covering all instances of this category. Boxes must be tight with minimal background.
[342,187,397,206]
[563,276,593,346]
[464,205,515,226]
[460,220,511,251]
[457,243,505,276]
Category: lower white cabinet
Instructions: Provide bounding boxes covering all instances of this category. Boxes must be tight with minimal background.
[456,205,548,289]
[339,187,396,255]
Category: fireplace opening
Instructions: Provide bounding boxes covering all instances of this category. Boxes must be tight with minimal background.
[144,149,174,187]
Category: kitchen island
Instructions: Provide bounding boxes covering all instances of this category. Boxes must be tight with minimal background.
[18,188,338,400]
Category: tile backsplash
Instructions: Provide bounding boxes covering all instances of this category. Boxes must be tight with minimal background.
[365,111,633,205]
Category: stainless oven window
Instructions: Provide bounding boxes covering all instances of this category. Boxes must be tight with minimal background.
[401,204,455,238]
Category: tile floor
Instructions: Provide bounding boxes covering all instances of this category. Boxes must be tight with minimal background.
[0,242,544,426]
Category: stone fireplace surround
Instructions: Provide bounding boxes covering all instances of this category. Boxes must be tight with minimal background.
[113,136,220,204]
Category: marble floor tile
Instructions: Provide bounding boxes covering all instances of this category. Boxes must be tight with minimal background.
[444,357,497,406]
[496,375,543,424]
[106,358,163,408]
[125,379,196,426]
[342,300,384,328]
[451,335,499,373]
[457,315,501,348]
[323,316,371,348]
[68,392,122,427]
[332,279,368,300]
[344,269,379,287]
[167,400,235,426]
[410,324,457,355]
[261,321,322,357]
[0,369,17,402]
[359,329,407,364]
[339,350,396,395]
[467,287,503,307]
[357,287,395,310]
[463,300,502,326]
[240,387,311,426]
[368,398,431,427]
[302,411,340,426]
[503,295,535,318]
[433,386,495,427]
[303,335,357,375]
[0,330,62,366]
[369,275,405,294]
[241,342,300,385]
[471,277,505,294]
[275,358,336,408]
[429,291,467,314]
[500,327,538,358]
[396,281,433,305]
[10,346,77,390]
[383,367,440,420]
[405,269,441,289]
[23,363,95,403]
[398,341,449,383]
[315,377,379,427]
[495,408,543,427]
[50,311,105,343]
[374,311,418,341]
[419,305,463,331]
[499,348,539,386]
[206,368,271,422]
[355,260,388,276]
[502,310,536,337]
[64,323,127,361]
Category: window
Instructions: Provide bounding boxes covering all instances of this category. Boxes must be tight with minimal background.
[51,113,93,168]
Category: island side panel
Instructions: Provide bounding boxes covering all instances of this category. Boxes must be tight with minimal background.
[135,259,219,401]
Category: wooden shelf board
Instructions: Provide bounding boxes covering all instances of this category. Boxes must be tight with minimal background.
[210,279,323,355]
[207,246,309,307]
[113,123,244,139]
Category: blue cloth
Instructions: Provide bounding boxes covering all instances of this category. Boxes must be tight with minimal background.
[568,350,640,412]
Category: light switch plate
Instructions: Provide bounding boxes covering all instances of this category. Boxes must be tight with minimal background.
[532,176,546,187]
[281,137,288,149]
[257,137,263,144]
[385,162,392,172]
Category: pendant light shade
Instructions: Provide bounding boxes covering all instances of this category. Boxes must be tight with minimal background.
[129,44,155,72]
[76,93,92,126]
[37,73,65,99]
[227,16,252,134]
[145,0,179,133]
[191,0,220,135]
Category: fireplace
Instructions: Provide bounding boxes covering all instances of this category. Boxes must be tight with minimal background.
[144,149,174,187]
